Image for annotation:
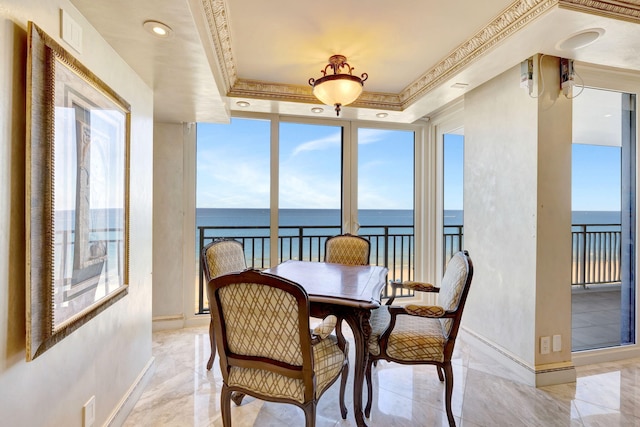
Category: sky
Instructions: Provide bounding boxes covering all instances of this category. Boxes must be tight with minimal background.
[197,117,623,213]
[197,118,414,210]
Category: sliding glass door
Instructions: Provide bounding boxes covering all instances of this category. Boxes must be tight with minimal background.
[571,87,636,351]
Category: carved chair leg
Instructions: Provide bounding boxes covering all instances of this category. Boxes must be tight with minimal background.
[230,392,245,406]
[221,386,232,427]
[443,362,456,427]
[339,358,348,419]
[303,401,317,427]
[335,318,347,350]
[207,320,215,370]
[364,359,374,418]
[437,365,444,382]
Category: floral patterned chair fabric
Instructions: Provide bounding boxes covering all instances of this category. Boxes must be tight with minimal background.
[202,239,247,370]
[324,233,371,266]
[209,269,349,427]
[365,250,473,427]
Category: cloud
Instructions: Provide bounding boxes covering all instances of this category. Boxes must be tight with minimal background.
[291,133,341,156]
[358,128,392,145]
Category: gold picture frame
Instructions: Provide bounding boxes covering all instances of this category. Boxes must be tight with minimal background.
[26,22,130,360]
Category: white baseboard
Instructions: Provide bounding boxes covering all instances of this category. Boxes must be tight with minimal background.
[152,314,209,331]
[462,328,576,387]
[184,315,209,329]
[152,315,185,331]
[572,344,640,366]
[106,357,155,427]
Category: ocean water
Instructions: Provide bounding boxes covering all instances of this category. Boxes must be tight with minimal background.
[196,208,622,229]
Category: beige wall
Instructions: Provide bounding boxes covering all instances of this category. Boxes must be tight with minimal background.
[463,57,574,384]
[153,122,187,321]
[0,1,154,425]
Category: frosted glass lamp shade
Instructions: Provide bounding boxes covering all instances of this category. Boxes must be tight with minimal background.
[312,74,364,107]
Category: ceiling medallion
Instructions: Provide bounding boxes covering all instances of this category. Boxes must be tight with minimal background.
[309,55,368,116]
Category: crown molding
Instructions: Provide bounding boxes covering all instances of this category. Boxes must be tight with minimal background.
[228,79,403,110]
[202,0,640,112]
[200,0,237,93]
[559,0,640,22]
[399,0,558,107]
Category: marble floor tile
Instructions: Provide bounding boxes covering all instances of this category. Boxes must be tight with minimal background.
[124,325,640,427]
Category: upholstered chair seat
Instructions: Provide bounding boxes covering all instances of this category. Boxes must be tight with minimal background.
[228,334,345,403]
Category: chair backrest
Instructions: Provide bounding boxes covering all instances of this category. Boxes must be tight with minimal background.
[438,250,473,339]
[202,239,247,283]
[209,269,315,400]
[324,233,371,265]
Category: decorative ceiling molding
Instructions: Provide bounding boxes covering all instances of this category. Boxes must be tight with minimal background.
[200,0,237,93]
[229,79,403,110]
[559,0,640,22]
[399,0,558,107]
[203,0,640,112]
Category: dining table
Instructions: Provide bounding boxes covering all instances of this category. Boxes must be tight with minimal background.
[265,260,388,427]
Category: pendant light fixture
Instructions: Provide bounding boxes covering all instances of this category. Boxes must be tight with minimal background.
[309,55,368,116]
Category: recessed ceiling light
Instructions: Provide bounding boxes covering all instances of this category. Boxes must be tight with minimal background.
[557,28,604,51]
[376,112,388,118]
[236,101,250,107]
[143,20,173,38]
[451,83,469,89]
[311,107,324,113]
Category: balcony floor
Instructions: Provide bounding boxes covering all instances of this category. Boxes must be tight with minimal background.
[572,284,628,351]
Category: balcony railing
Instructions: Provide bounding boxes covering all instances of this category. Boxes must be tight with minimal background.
[197,224,414,314]
[196,222,622,314]
[572,224,621,287]
[444,223,622,287]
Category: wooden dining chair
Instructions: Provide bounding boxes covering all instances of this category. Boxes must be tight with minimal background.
[209,269,350,427]
[324,233,371,266]
[202,238,247,370]
[365,250,473,427]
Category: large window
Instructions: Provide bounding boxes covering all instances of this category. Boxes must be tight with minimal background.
[278,123,343,262]
[571,87,636,351]
[195,117,420,313]
[196,118,271,312]
[357,128,414,283]
[443,132,464,266]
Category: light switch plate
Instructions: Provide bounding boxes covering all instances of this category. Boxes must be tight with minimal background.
[540,336,550,354]
[61,9,83,53]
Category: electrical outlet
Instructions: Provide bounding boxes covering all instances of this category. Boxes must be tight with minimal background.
[83,396,95,427]
[540,336,550,354]
[553,335,562,352]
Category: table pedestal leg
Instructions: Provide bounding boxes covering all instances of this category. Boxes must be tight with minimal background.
[344,309,372,427]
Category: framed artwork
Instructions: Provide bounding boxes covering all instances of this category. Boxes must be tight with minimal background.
[26,22,130,360]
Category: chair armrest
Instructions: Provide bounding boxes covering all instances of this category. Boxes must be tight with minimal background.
[405,304,445,317]
[386,280,439,305]
[311,315,337,344]
[402,281,439,293]
[387,304,456,319]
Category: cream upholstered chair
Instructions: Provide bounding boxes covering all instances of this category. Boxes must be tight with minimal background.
[324,233,370,266]
[365,250,473,427]
[209,269,349,427]
[202,239,247,370]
